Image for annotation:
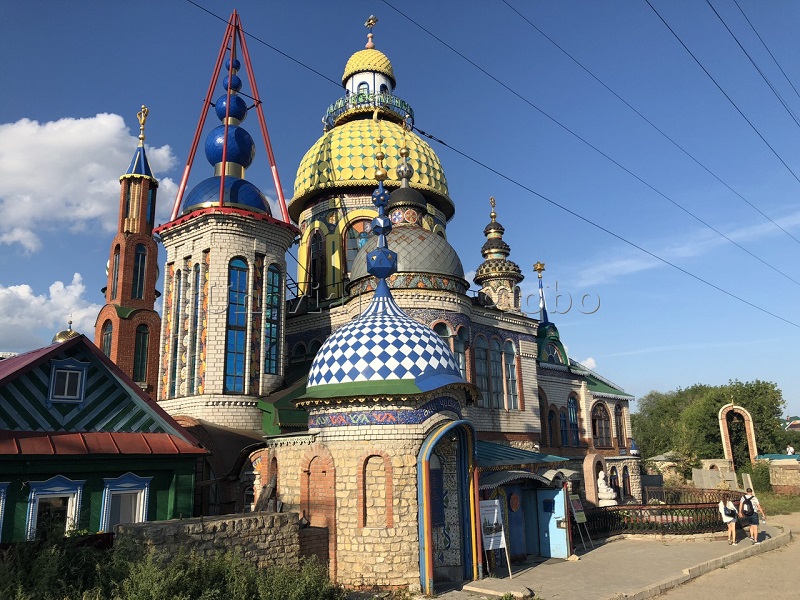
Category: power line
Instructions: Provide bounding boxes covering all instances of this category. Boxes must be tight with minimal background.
[704,0,800,128]
[501,0,800,251]
[182,1,800,328]
[644,0,800,189]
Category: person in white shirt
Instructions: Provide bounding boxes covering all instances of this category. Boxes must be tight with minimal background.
[738,487,766,544]
[786,444,795,455]
[718,499,737,544]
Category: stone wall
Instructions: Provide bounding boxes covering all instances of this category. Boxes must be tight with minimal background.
[115,512,300,570]
[769,460,800,495]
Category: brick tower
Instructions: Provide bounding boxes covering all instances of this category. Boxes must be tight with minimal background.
[94,105,161,394]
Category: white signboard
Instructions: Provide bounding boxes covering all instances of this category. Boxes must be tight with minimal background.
[479,499,506,550]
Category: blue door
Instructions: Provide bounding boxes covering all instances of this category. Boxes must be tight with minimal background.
[523,489,539,555]
[536,487,569,559]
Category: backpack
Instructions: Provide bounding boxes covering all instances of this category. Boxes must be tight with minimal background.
[742,495,754,516]
[724,505,737,518]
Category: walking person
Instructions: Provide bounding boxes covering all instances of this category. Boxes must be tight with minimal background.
[719,498,738,544]
[738,487,766,544]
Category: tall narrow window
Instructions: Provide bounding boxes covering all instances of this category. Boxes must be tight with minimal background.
[225,258,248,393]
[309,231,326,299]
[622,466,631,498]
[592,403,612,448]
[146,188,155,230]
[344,221,371,275]
[454,327,469,379]
[133,325,149,383]
[560,410,568,446]
[101,321,113,357]
[433,323,451,344]
[187,264,201,394]
[489,339,503,409]
[264,264,281,375]
[169,271,182,397]
[568,396,580,446]
[548,409,557,447]
[609,467,620,496]
[503,341,517,409]
[474,336,489,407]
[124,186,131,218]
[615,404,626,447]
[111,246,120,300]
[132,244,146,299]
[539,390,548,445]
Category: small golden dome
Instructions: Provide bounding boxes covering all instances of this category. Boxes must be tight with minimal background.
[342,49,395,86]
[290,119,453,222]
[52,321,80,343]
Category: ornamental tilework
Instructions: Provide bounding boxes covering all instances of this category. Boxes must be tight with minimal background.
[433,441,461,568]
[349,273,466,295]
[306,285,462,390]
[160,263,175,400]
[307,396,462,428]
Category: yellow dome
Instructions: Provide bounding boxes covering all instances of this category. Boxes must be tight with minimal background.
[342,49,395,86]
[290,119,453,222]
[52,326,80,343]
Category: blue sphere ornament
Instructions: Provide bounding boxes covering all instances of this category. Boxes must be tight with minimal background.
[371,215,392,236]
[225,58,241,72]
[214,94,248,122]
[204,125,255,168]
[223,74,242,92]
[372,186,390,208]
[366,247,398,279]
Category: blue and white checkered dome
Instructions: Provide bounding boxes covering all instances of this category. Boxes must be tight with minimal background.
[305,279,466,398]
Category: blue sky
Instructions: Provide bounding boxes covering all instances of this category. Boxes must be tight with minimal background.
[1,1,799,416]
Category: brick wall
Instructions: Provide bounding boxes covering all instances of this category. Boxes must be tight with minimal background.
[769,460,800,495]
[116,512,300,570]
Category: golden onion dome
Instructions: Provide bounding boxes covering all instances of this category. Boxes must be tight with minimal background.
[290,119,453,222]
[52,321,80,343]
[342,49,395,87]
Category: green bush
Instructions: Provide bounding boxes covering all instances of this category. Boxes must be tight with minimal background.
[740,460,772,493]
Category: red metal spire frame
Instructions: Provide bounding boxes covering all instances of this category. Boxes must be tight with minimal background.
[169,10,291,224]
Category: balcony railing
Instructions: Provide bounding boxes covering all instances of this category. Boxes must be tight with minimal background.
[323,92,414,131]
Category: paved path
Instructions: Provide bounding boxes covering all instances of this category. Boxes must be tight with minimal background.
[429,515,797,600]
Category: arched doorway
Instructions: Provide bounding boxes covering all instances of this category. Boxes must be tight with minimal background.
[718,404,758,466]
[417,420,478,596]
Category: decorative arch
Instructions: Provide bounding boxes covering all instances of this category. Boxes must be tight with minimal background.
[417,420,478,596]
[591,402,612,448]
[718,404,758,464]
[582,454,607,507]
[357,450,394,528]
[300,444,337,579]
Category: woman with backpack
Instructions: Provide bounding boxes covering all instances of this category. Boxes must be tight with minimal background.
[719,498,738,544]
[738,487,766,544]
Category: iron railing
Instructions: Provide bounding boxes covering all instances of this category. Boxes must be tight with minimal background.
[642,486,740,505]
[572,503,725,540]
[323,92,414,130]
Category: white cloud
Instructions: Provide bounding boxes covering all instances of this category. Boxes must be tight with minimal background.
[580,356,597,370]
[0,115,177,251]
[0,273,101,351]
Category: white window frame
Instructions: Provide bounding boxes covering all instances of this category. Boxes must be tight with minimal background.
[100,472,152,531]
[48,358,89,406]
[0,482,8,543]
[26,475,85,540]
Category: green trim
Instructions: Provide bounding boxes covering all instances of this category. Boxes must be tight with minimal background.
[585,372,632,398]
[114,306,137,319]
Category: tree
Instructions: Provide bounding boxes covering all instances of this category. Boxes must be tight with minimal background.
[632,380,786,470]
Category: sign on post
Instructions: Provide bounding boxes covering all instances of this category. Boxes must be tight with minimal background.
[479,499,512,578]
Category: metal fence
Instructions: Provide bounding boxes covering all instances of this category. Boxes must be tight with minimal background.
[642,486,740,505]
[572,503,725,540]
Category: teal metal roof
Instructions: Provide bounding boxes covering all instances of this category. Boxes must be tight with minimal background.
[476,440,568,468]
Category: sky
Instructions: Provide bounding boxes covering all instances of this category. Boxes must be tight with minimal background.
[1,1,799,415]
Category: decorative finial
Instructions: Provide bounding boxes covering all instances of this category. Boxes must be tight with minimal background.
[137,104,149,145]
[534,261,546,277]
[68,319,73,331]
[396,144,413,186]
[374,136,387,182]
[490,196,497,222]
[365,15,378,48]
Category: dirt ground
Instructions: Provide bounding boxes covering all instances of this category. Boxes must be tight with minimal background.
[658,512,800,599]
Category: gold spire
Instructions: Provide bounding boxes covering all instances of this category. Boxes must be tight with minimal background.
[374,136,387,181]
[490,196,497,222]
[137,104,149,146]
[533,261,546,278]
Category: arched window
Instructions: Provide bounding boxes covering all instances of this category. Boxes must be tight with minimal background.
[560,410,568,446]
[504,341,518,409]
[379,83,389,95]
[264,264,281,375]
[609,467,620,497]
[224,258,248,393]
[187,264,201,394]
[474,336,489,407]
[615,404,626,448]
[568,396,580,446]
[111,246,120,300]
[101,321,113,357]
[433,322,451,341]
[133,325,148,383]
[308,339,322,358]
[538,390,548,444]
[146,188,155,230]
[308,231,326,299]
[169,270,182,397]
[622,466,631,498]
[357,81,369,101]
[454,327,469,379]
[592,403,612,448]
[132,244,146,299]
[545,342,562,364]
[489,339,503,409]
[344,220,371,275]
[291,343,307,363]
[548,409,558,447]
